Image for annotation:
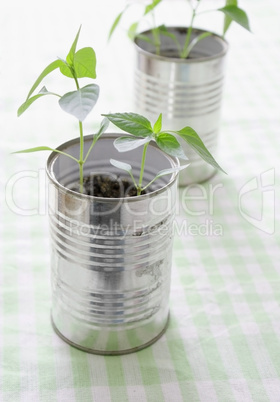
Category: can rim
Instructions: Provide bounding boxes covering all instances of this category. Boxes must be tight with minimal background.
[46,133,180,202]
[134,27,229,63]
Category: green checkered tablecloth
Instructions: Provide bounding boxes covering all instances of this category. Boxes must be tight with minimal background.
[1,0,280,401]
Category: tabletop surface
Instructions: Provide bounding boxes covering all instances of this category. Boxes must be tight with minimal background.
[1,0,280,401]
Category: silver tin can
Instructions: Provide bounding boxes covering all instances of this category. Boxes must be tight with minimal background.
[134,27,228,185]
[46,134,179,354]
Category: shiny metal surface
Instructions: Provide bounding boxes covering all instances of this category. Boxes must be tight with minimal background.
[134,27,228,185]
[46,134,179,354]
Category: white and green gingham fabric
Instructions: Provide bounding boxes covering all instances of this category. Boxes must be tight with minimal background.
[1,0,280,401]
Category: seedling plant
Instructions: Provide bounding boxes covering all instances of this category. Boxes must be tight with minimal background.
[103,112,225,196]
[16,27,108,194]
[109,0,251,58]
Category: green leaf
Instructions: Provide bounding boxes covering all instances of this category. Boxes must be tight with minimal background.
[13,146,79,163]
[155,132,188,160]
[73,47,97,79]
[59,84,99,121]
[84,117,110,163]
[144,0,162,15]
[223,0,238,35]
[153,113,162,133]
[128,22,139,41]
[108,10,124,40]
[114,136,152,152]
[219,5,251,32]
[134,33,154,45]
[157,24,177,42]
[143,164,189,190]
[26,59,65,99]
[153,166,188,180]
[63,28,97,79]
[95,117,110,141]
[12,146,55,154]
[110,159,137,188]
[103,112,153,137]
[66,26,81,65]
[110,158,132,173]
[17,87,60,117]
[174,126,226,173]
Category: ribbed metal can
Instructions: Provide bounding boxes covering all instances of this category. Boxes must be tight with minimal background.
[46,134,179,355]
[134,27,228,185]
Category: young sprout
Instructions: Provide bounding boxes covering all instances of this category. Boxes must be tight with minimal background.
[103,112,226,196]
[109,0,250,58]
[15,27,108,193]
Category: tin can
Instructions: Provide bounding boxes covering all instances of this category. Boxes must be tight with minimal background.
[46,134,179,354]
[134,27,228,185]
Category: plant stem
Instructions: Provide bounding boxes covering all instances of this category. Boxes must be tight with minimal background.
[84,136,97,164]
[151,12,160,55]
[181,0,200,58]
[78,121,84,194]
[181,11,195,58]
[73,73,85,194]
[137,142,149,196]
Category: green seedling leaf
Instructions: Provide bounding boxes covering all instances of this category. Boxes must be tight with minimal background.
[62,30,97,79]
[103,112,153,137]
[157,24,172,34]
[134,33,155,45]
[110,159,137,188]
[173,126,226,173]
[13,146,55,154]
[142,164,189,190]
[155,132,188,160]
[94,117,110,141]
[73,47,97,79]
[144,0,162,15]
[17,87,60,117]
[223,0,238,35]
[60,48,97,79]
[128,22,139,41]
[59,84,99,121]
[153,165,188,180]
[153,113,162,133]
[109,10,125,40]
[66,25,81,65]
[219,5,251,32]
[110,158,132,173]
[114,136,152,152]
[26,59,66,99]
[13,145,79,163]
[84,117,110,163]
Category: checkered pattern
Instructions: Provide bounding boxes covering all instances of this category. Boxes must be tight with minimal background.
[1,0,280,400]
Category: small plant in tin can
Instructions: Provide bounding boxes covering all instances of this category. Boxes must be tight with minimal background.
[109,0,251,58]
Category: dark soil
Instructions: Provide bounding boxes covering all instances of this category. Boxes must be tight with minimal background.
[80,174,147,198]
